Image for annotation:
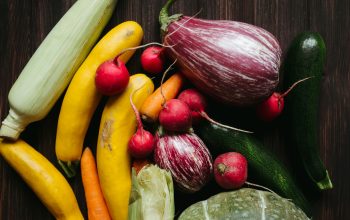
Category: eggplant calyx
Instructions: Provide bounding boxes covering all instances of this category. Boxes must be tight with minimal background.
[159,0,182,34]
[157,126,166,137]
[157,126,194,137]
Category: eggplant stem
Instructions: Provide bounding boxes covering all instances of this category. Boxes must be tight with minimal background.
[245,181,278,195]
[159,0,175,21]
[159,0,176,26]
[200,111,253,134]
[280,76,313,98]
[160,59,177,106]
[159,0,182,34]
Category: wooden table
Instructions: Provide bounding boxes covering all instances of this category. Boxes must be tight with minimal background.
[0,0,349,219]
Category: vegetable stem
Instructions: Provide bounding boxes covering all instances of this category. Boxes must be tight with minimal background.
[316,170,333,190]
[159,0,182,34]
[58,160,79,178]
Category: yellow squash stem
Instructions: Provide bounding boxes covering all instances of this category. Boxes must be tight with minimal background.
[97,74,154,220]
[55,21,144,177]
[0,139,83,220]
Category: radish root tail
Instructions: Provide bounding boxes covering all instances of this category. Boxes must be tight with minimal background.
[200,111,253,134]
[245,181,278,195]
[129,84,147,130]
[115,42,177,61]
[160,59,177,106]
[280,76,314,98]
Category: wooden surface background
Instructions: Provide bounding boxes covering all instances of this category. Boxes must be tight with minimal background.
[0,0,349,219]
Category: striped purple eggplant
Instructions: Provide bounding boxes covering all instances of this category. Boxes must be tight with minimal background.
[159,0,282,106]
[154,131,213,193]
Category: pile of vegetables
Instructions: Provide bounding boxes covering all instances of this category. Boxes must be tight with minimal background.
[0,0,333,219]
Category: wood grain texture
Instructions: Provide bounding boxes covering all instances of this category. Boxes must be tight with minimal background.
[0,0,349,219]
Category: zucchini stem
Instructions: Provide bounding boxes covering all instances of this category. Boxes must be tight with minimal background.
[58,160,79,178]
[316,170,333,190]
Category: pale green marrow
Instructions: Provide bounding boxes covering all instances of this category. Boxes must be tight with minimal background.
[0,0,117,140]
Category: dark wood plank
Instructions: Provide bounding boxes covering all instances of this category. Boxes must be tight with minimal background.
[309,0,350,219]
[1,0,349,219]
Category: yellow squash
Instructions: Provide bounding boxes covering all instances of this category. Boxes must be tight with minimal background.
[97,74,154,220]
[56,21,143,177]
[0,139,83,220]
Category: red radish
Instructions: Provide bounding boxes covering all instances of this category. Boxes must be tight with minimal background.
[214,152,247,189]
[95,57,129,96]
[178,88,252,133]
[256,92,284,121]
[214,152,278,193]
[141,46,165,74]
[178,88,207,123]
[160,0,281,106]
[257,77,312,121]
[128,90,155,158]
[159,99,192,132]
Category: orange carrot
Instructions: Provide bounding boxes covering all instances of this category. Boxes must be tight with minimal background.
[81,147,111,220]
[140,73,185,122]
[132,159,151,175]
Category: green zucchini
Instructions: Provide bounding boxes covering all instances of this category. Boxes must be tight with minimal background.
[195,121,311,216]
[283,32,332,190]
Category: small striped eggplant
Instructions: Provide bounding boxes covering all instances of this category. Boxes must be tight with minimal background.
[154,130,213,193]
[159,0,282,106]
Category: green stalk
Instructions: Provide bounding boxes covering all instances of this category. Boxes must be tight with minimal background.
[159,0,182,34]
[314,170,333,190]
[58,160,79,178]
